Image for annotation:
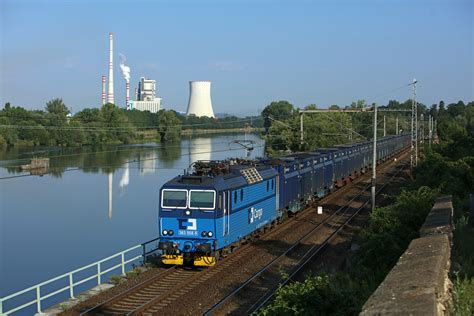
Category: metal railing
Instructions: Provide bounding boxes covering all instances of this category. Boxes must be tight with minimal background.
[0,237,160,315]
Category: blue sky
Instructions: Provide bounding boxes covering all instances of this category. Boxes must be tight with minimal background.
[0,0,472,115]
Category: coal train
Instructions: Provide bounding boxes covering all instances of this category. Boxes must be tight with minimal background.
[157,134,410,266]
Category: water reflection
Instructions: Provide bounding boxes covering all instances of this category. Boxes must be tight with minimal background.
[138,151,157,176]
[119,162,130,190]
[188,137,212,166]
[108,172,113,220]
[0,134,264,180]
[157,143,182,167]
[0,133,265,299]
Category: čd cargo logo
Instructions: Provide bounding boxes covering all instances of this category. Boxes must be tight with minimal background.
[178,218,197,230]
[248,207,263,224]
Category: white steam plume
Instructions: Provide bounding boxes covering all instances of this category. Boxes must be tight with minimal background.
[119,162,130,189]
[119,53,131,82]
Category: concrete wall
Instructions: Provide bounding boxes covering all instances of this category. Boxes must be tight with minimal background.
[360,195,453,316]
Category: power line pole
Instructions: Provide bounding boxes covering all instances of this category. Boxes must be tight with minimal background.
[428,115,433,148]
[396,116,399,135]
[383,115,386,137]
[372,103,378,212]
[300,113,304,146]
[410,79,418,169]
[420,113,424,157]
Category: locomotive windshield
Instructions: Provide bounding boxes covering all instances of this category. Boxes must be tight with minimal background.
[162,189,187,208]
[189,190,215,210]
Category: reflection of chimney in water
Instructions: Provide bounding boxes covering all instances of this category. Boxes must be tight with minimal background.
[108,172,113,220]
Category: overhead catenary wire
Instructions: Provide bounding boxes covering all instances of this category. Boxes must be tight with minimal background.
[0,139,258,164]
[0,144,265,180]
[0,116,262,131]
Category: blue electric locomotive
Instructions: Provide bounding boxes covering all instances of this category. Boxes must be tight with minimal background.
[158,160,279,266]
[158,134,411,266]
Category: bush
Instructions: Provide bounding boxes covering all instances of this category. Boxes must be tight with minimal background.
[109,275,124,285]
[260,274,365,316]
[353,186,438,283]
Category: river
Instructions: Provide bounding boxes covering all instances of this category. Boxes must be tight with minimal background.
[0,133,264,303]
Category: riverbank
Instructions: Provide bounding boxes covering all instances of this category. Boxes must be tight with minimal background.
[181,127,263,136]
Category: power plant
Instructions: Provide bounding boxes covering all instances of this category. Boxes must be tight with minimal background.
[128,77,162,113]
[186,81,215,118]
[100,33,217,116]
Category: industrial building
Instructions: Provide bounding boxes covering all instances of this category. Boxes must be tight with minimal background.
[127,77,162,113]
[186,81,215,118]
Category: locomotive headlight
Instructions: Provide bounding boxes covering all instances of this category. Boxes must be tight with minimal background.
[201,231,207,237]
[162,230,168,235]
[168,230,174,236]
[207,231,213,237]
[185,210,191,216]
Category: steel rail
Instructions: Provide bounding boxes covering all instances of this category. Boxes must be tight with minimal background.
[80,148,409,316]
[246,161,409,314]
[79,265,178,315]
[202,183,374,316]
[203,156,409,316]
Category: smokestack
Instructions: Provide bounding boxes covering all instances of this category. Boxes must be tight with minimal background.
[126,81,130,106]
[119,53,131,108]
[101,75,106,105]
[107,32,114,104]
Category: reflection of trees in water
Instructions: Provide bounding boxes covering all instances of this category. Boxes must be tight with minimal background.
[1,145,158,177]
[157,144,182,168]
[0,134,261,177]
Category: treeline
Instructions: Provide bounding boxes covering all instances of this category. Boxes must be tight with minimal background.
[261,99,474,154]
[0,99,262,148]
[260,100,474,315]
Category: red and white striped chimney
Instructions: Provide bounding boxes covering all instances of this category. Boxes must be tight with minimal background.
[107,32,114,104]
[101,75,106,105]
[126,81,130,106]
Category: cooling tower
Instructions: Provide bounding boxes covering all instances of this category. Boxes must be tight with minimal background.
[186,81,215,118]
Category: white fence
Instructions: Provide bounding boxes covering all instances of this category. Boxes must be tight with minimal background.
[0,238,160,315]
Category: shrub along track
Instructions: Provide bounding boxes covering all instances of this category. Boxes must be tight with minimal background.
[203,160,409,315]
[65,150,409,316]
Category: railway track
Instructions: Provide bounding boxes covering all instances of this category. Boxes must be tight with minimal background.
[79,150,409,316]
[203,160,409,315]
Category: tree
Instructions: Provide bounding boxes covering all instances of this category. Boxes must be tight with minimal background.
[261,101,294,133]
[46,98,69,117]
[100,103,133,143]
[157,110,181,142]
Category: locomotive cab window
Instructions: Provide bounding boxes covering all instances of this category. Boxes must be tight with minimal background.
[161,189,187,209]
[240,189,244,201]
[189,190,216,210]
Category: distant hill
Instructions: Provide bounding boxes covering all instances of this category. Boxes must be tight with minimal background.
[215,113,234,119]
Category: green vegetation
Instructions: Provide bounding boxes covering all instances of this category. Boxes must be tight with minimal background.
[453,216,474,316]
[261,99,424,153]
[260,187,438,316]
[0,99,263,148]
[109,275,124,285]
[260,100,474,315]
